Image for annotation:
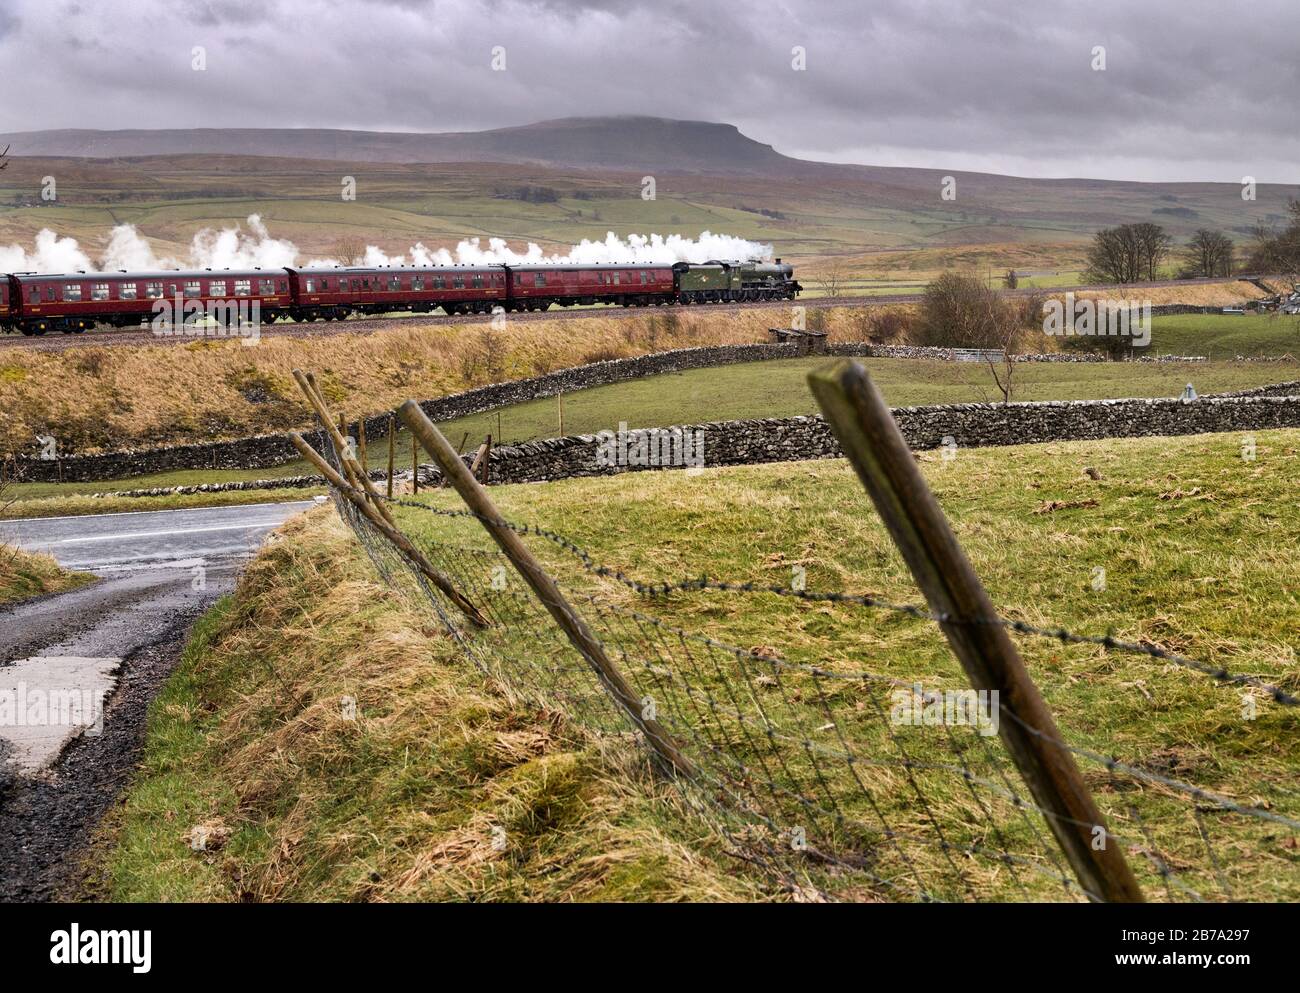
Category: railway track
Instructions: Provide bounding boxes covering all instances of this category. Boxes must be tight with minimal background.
[0,274,1262,352]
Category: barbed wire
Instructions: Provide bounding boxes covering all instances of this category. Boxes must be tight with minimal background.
[381,494,1300,707]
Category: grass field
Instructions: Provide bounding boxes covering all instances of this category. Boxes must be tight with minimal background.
[433,354,1298,446]
[101,430,1300,901]
[1146,312,1300,359]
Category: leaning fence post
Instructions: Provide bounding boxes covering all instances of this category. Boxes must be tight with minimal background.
[290,431,488,629]
[807,359,1144,903]
[398,399,696,779]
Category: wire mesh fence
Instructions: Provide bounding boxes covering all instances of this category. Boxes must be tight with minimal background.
[308,378,1298,904]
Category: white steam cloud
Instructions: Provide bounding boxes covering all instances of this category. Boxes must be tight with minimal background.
[0,216,772,274]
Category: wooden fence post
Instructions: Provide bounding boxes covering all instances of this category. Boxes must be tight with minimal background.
[398,399,696,779]
[290,432,488,629]
[292,371,397,527]
[807,359,1144,903]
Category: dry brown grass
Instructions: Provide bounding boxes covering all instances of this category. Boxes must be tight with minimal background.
[1066,280,1265,307]
[0,308,869,455]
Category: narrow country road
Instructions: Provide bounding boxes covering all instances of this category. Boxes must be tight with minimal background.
[0,500,315,901]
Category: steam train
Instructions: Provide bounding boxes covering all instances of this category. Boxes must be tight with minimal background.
[0,258,800,335]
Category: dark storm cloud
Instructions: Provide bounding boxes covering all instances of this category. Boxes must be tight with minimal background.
[0,0,1296,181]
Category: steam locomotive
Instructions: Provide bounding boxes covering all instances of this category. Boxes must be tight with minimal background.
[0,258,800,335]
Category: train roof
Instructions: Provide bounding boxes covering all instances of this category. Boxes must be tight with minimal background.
[505,262,676,270]
[291,264,506,273]
[9,268,286,282]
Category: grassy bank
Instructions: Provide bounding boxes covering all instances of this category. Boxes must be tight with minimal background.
[99,509,762,902]
[0,544,95,606]
[0,307,880,455]
[1,487,324,521]
[104,431,1300,901]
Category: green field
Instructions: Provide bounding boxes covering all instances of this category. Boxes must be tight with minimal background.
[1146,312,1300,359]
[103,429,1300,901]
[435,355,1295,447]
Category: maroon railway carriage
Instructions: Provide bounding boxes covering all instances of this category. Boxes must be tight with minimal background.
[9,269,292,335]
[288,265,508,320]
[506,263,675,311]
[0,276,13,331]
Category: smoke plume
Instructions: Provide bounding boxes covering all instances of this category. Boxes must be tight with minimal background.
[0,216,772,273]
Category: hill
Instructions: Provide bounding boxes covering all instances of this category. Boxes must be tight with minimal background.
[1,117,1296,266]
[0,116,801,177]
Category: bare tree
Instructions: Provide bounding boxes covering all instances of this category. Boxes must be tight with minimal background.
[1084,223,1170,283]
[0,144,8,171]
[812,256,850,298]
[332,236,366,267]
[1247,199,1300,281]
[1132,222,1173,280]
[1180,229,1235,278]
[916,271,1009,348]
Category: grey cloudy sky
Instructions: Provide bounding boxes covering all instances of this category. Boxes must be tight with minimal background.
[1,0,1296,182]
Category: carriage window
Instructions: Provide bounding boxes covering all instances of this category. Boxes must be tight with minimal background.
[30,288,39,303]
[119,282,137,300]
[453,275,464,289]
[209,280,226,297]
[91,283,110,301]
[411,275,424,291]
[472,274,484,288]
[388,276,401,291]
[146,282,164,299]
[640,271,649,284]
[279,280,288,292]
[259,278,276,295]
[535,273,546,287]
[305,279,315,293]
[183,281,201,298]
[234,280,251,296]
[612,273,620,285]
[64,283,82,301]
